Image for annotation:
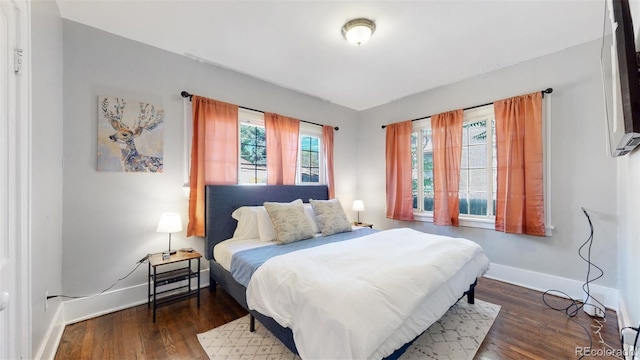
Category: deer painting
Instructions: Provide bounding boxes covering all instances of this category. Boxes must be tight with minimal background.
[99,96,164,172]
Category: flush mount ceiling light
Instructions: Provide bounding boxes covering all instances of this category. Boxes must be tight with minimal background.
[342,18,376,46]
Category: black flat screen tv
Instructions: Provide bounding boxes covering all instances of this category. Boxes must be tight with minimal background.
[602,0,640,157]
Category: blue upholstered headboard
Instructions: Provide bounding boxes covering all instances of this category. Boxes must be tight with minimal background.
[204,185,329,260]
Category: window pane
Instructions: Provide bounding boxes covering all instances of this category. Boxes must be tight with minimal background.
[240,124,268,184]
[422,129,433,152]
[468,120,487,145]
[468,144,487,168]
[424,192,434,212]
[301,150,311,167]
[469,192,488,215]
[300,135,320,183]
[469,168,487,192]
[411,133,418,209]
[460,169,469,192]
[301,136,310,151]
[256,127,266,146]
[459,192,470,215]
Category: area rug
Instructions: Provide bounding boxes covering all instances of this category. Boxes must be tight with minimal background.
[197,299,500,360]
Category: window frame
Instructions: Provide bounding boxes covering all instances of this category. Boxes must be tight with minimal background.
[297,122,324,185]
[238,108,268,185]
[411,104,553,235]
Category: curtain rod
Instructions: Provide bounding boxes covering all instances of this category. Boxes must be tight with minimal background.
[380,88,553,129]
[181,91,339,131]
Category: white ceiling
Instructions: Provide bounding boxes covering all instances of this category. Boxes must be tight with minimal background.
[55,0,606,111]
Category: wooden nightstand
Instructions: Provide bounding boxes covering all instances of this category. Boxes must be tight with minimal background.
[148,250,201,322]
[354,222,373,228]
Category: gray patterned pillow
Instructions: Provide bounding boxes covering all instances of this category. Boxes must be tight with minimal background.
[309,198,353,236]
[263,199,315,245]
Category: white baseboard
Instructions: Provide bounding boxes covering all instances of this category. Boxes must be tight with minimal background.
[64,268,210,325]
[34,302,65,360]
[484,263,618,310]
[618,296,639,360]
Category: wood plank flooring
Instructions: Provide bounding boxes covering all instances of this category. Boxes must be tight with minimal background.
[54,277,622,359]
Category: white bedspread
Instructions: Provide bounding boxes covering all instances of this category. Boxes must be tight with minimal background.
[246,228,489,360]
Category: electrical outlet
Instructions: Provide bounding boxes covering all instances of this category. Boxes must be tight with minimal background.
[44,291,48,312]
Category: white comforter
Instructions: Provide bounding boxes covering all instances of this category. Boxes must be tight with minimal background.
[246,228,489,360]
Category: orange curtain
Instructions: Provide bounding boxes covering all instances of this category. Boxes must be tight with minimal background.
[265,113,300,185]
[323,125,335,199]
[494,92,545,236]
[187,96,239,237]
[432,110,463,226]
[385,121,414,221]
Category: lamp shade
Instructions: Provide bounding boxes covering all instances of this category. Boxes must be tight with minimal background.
[156,212,183,233]
[352,200,365,212]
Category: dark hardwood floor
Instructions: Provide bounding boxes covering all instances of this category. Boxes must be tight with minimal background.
[54,277,622,359]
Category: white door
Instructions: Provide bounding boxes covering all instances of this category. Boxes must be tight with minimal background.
[0,1,29,358]
[0,2,14,358]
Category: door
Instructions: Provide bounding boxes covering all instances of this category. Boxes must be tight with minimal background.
[0,1,29,358]
[0,2,14,359]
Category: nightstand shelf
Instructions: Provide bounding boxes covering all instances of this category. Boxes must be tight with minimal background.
[354,222,373,229]
[148,250,201,322]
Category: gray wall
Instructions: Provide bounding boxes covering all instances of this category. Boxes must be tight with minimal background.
[357,39,618,287]
[62,20,359,297]
[30,0,64,355]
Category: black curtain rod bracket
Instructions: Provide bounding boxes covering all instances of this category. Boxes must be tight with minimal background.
[181,91,193,101]
[381,87,553,129]
[180,90,338,131]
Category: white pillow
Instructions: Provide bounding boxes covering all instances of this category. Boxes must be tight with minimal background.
[309,198,353,236]
[303,203,320,234]
[231,206,261,240]
[264,199,315,245]
[257,207,278,241]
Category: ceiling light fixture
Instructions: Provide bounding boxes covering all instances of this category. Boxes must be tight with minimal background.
[342,18,376,46]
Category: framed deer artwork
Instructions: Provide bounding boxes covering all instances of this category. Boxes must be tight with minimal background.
[97,96,164,172]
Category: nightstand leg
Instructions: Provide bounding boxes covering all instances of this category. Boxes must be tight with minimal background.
[197,257,201,308]
[153,266,157,323]
[147,262,151,308]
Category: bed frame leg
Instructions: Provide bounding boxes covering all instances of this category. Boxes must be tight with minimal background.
[466,279,477,304]
[249,314,255,332]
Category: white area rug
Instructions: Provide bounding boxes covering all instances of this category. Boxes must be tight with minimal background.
[197,299,500,360]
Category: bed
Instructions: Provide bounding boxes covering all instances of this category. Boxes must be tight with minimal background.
[204,185,489,359]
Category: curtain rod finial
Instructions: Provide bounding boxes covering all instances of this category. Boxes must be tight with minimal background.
[181,91,192,99]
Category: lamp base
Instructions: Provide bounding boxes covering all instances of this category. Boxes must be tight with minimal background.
[165,249,177,255]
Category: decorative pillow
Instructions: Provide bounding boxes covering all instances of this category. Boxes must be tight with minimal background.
[309,198,353,236]
[263,199,315,244]
[231,206,261,240]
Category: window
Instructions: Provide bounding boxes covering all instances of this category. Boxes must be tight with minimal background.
[411,125,434,212]
[237,109,325,185]
[298,122,323,184]
[459,106,496,217]
[239,109,267,184]
[412,105,497,223]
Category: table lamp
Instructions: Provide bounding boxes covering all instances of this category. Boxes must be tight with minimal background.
[157,212,182,255]
[352,200,365,224]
